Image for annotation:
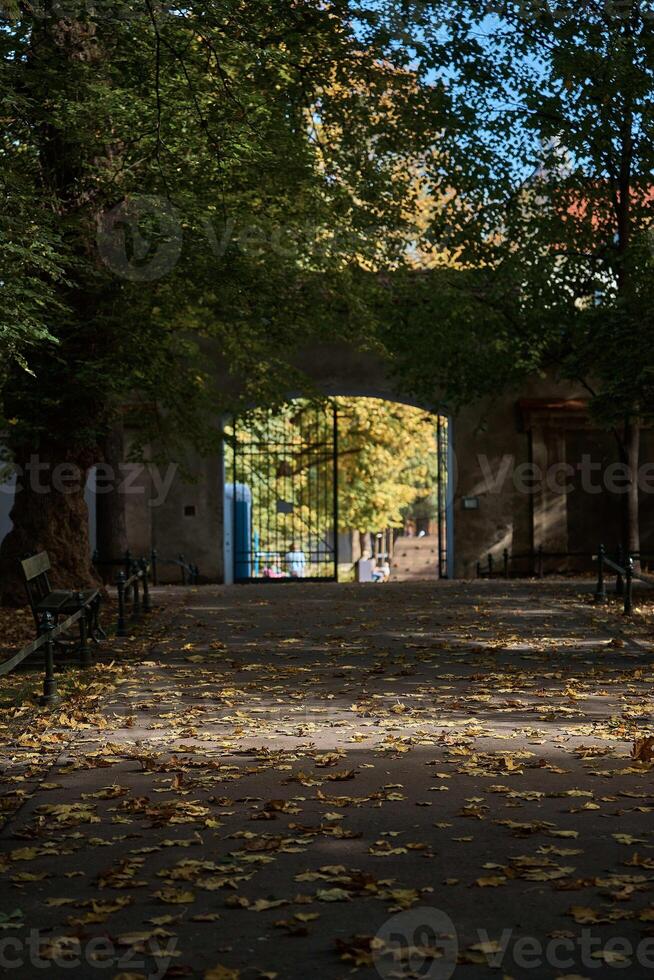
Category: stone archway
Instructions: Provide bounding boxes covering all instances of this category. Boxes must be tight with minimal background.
[134,342,455,582]
[123,342,627,582]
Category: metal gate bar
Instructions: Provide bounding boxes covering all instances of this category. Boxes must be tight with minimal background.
[231,402,338,582]
[436,415,448,578]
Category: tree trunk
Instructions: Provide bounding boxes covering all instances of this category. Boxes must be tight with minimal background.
[95,425,128,576]
[359,530,371,558]
[0,448,100,606]
[621,418,641,569]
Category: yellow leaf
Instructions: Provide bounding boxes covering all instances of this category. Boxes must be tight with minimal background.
[316,888,351,902]
[249,899,288,912]
[204,967,240,980]
[152,888,194,904]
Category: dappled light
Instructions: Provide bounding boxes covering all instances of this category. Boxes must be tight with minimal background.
[1,581,654,977]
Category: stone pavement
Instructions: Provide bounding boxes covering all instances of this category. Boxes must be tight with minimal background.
[1,580,654,980]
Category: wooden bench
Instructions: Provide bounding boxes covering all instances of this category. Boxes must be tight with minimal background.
[20,552,104,666]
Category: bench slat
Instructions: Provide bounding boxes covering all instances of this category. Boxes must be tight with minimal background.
[21,552,51,581]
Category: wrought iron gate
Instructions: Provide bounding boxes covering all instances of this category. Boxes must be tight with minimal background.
[230,402,338,583]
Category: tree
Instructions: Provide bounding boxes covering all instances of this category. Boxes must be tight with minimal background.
[380,1,654,557]
[0,0,439,601]
[0,22,65,375]
[335,397,438,539]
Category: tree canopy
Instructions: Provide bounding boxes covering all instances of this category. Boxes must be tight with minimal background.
[379,2,652,411]
[1,0,440,452]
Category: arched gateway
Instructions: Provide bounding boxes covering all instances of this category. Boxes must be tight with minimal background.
[120,341,654,582]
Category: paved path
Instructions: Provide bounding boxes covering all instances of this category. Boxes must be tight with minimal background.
[1,581,654,980]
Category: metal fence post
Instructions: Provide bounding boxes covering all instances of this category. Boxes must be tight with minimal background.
[537,545,544,579]
[140,558,152,613]
[616,545,624,596]
[116,572,127,636]
[39,614,59,706]
[595,544,607,603]
[124,549,132,578]
[77,592,91,668]
[179,554,187,585]
[503,548,509,579]
[488,554,493,579]
[132,571,141,622]
[151,548,158,586]
[476,560,481,579]
[624,556,634,616]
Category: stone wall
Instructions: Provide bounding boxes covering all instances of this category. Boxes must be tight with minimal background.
[148,452,224,582]
[452,383,654,577]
